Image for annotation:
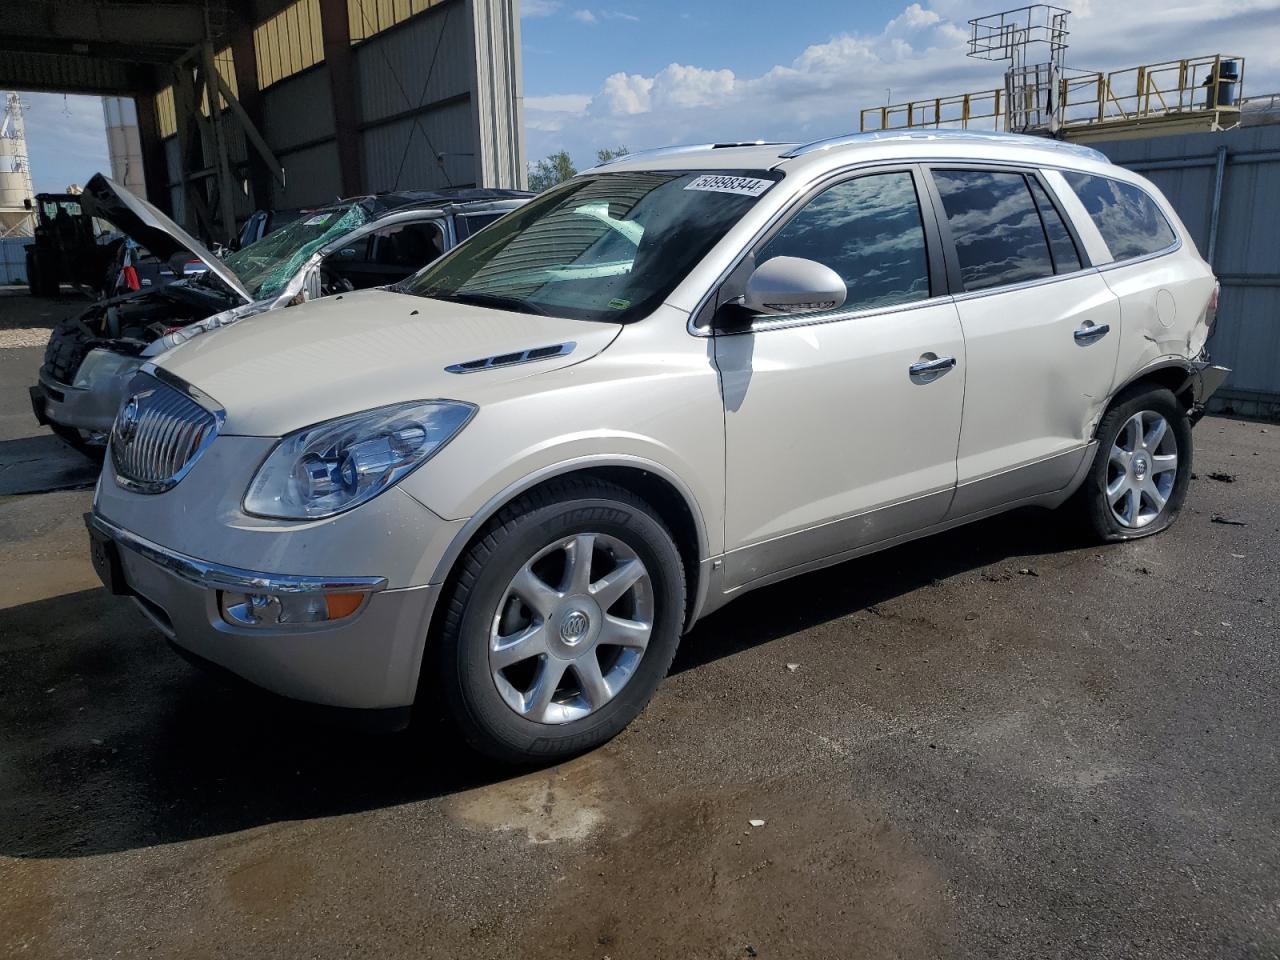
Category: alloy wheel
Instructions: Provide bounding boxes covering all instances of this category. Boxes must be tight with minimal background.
[1106,410,1179,528]
[488,532,654,724]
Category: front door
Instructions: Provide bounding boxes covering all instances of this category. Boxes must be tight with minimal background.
[927,167,1121,516]
[715,168,966,589]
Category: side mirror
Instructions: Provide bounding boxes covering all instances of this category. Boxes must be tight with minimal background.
[741,256,846,317]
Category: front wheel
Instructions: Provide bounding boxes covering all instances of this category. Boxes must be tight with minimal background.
[1077,386,1192,542]
[432,478,686,764]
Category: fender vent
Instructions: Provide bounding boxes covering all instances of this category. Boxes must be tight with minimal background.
[445,342,575,374]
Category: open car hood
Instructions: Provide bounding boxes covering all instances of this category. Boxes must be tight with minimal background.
[81,173,253,304]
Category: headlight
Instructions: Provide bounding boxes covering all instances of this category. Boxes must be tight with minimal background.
[243,400,476,519]
[73,348,142,389]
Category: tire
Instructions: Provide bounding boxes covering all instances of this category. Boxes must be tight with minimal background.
[432,477,686,764]
[1076,385,1192,542]
[41,314,93,385]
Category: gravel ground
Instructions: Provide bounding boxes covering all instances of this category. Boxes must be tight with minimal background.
[0,301,1277,958]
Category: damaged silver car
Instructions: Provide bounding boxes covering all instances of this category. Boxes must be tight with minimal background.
[30,174,530,454]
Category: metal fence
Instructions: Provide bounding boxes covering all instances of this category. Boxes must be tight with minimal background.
[1097,122,1280,419]
[0,236,28,285]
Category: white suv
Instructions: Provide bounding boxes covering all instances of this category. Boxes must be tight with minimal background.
[88,131,1228,762]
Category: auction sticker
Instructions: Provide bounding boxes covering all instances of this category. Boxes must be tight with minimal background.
[303,213,332,226]
[683,175,773,197]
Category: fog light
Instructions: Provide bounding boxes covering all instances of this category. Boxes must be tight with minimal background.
[220,590,368,627]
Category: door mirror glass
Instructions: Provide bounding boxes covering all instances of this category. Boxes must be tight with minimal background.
[741,256,847,317]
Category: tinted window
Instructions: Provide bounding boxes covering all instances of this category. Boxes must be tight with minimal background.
[371,221,443,267]
[1062,172,1176,261]
[758,171,930,314]
[934,170,1054,291]
[1028,177,1082,273]
[462,213,503,236]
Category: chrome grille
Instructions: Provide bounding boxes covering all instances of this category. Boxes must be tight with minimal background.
[110,376,219,493]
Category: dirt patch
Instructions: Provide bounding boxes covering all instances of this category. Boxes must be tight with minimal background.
[448,754,954,960]
[0,857,66,959]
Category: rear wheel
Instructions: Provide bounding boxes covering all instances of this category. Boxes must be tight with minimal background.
[432,478,685,763]
[1077,386,1192,542]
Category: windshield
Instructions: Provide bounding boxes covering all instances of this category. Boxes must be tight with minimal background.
[223,204,370,300]
[400,170,780,323]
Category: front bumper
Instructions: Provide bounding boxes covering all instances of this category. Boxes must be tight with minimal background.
[87,510,441,712]
[33,366,134,437]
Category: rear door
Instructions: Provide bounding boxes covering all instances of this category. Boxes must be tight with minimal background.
[927,166,1120,516]
[715,166,966,588]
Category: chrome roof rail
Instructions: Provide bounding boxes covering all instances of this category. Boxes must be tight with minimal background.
[590,143,718,168]
[780,129,1109,163]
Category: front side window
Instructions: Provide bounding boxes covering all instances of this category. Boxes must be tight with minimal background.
[1061,171,1177,262]
[371,221,444,267]
[933,169,1055,292]
[401,170,779,323]
[757,171,931,315]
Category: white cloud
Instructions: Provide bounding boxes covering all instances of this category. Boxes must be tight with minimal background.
[521,0,561,17]
[525,0,1280,166]
[598,72,654,113]
[571,8,597,23]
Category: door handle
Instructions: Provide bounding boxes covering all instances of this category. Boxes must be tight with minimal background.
[908,355,957,379]
[1073,322,1111,344]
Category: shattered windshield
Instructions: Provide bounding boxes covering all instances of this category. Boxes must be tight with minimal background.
[223,204,370,300]
[400,171,779,323]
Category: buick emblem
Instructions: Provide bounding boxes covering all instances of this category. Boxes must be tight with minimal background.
[117,396,141,444]
[559,609,591,644]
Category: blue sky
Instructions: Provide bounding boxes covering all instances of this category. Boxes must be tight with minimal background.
[20,92,110,195]
[15,0,1280,193]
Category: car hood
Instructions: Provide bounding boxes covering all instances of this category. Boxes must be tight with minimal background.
[81,173,253,304]
[154,288,622,436]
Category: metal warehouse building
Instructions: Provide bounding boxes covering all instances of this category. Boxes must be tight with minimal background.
[0,0,525,245]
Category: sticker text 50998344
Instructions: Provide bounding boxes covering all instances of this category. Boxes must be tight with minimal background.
[683,175,773,197]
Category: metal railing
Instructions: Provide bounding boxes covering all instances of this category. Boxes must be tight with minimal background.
[859,54,1244,134]
[860,89,1006,133]
[1058,55,1243,128]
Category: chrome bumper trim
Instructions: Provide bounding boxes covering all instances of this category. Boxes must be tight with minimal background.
[87,511,388,595]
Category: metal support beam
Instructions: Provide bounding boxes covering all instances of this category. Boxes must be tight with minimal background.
[228,25,278,211]
[1206,144,1228,266]
[134,93,171,213]
[318,0,364,197]
[202,42,239,246]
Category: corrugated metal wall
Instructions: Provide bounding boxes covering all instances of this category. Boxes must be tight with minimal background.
[261,65,342,207]
[155,0,523,229]
[0,236,28,285]
[1096,125,1280,417]
[354,2,478,190]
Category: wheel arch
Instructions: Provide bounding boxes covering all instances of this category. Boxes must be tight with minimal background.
[426,455,711,632]
[1106,359,1197,418]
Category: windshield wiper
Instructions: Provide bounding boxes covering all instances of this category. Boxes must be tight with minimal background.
[428,291,548,316]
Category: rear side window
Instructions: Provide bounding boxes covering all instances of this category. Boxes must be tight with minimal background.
[1061,172,1176,261]
[933,170,1054,291]
[1028,177,1082,273]
[758,171,931,314]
